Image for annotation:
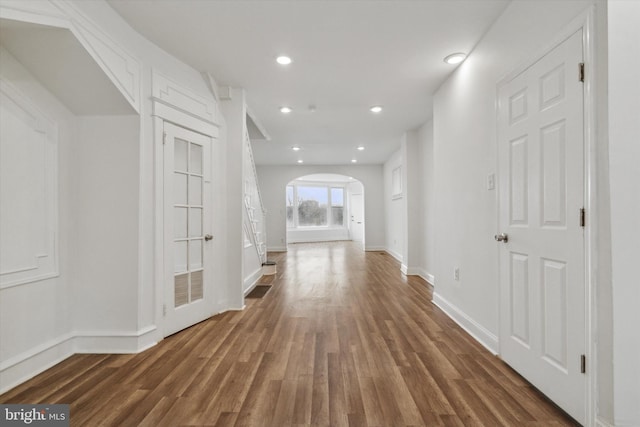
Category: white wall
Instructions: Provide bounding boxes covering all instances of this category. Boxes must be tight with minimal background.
[0,47,76,389]
[431,0,598,348]
[607,1,640,425]
[417,120,435,283]
[257,165,385,251]
[72,116,140,334]
[383,150,403,261]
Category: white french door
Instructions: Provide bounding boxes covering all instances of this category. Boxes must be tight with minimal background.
[497,30,586,423]
[163,122,214,337]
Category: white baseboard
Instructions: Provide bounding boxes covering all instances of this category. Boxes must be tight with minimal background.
[0,327,158,394]
[385,249,403,263]
[0,333,75,395]
[74,326,158,354]
[595,417,615,427]
[267,246,287,252]
[401,264,408,274]
[364,246,385,251]
[424,272,435,285]
[432,292,498,355]
[243,267,263,295]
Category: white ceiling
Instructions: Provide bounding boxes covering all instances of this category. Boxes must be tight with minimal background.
[108,0,509,165]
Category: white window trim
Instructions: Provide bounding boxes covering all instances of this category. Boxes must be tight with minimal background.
[286,182,346,229]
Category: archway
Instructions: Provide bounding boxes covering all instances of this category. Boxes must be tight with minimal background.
[285,174,365,249]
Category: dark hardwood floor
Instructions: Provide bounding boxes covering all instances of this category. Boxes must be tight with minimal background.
[0,242,577,426]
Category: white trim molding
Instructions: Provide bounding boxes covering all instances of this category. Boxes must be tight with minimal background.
[152,69,218,130]
[0,0,143,113]
[595,417,615,427]
[243,267,263,295]
[0,77,59,289]
[0,327,157,394]
[432,292,499,355]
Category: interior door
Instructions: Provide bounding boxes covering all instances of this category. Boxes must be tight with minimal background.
[350,193,364,248]
[497,30,585,423]
[163,122,213,337]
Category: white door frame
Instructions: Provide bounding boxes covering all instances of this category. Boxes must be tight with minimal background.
[151,78,220,341]
[495,7,598,426]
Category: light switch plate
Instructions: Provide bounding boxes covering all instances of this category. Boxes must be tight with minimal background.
[487,173,495,190]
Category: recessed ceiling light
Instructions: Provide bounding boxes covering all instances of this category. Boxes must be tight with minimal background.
[276,56,292,65]
[351,159,358,163]
[297,159,304,164]
[292,146,301,151]
[370,105,382,113]
[280,106,292,114]
[357,145,365,151]
[444,53,466,65]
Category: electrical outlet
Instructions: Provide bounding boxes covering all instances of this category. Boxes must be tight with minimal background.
[454,267,460,281]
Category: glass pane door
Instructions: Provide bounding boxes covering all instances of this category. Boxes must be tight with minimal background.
[173,138,204,307]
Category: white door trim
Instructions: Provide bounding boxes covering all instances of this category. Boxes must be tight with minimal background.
[151,80,220,343]
[495,6,598,426]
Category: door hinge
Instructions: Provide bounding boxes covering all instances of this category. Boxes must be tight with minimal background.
[162,304,167,317]
[580,207,586,227]
[579,63,585,82]
[580,354,586,373]
[163,131,167,145]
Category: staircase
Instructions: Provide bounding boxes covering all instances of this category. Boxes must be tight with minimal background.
[243,131,268,265]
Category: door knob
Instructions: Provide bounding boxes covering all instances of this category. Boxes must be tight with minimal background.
[494,233,508,243]
[204,234,213,241]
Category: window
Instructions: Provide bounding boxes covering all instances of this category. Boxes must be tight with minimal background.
[331,188,344,226]
[297,186,328,226]
[286,185,294,227]
[286,183,346,228]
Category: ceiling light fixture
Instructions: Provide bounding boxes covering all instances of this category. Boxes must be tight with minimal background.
[297,159,304,164]
[280,106,292,114]
[357,145,365,151]
[292,146,301,151]
[276,55,292,65]
[370,105,382,113]
[444,53,467,65]
[351,159,358,163]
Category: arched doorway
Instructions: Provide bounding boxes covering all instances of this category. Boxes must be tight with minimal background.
[285,174,365,249]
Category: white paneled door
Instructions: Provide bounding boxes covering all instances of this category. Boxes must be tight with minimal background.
[350,193,364,249]
[497,30,585,423]
[163,122,213,337]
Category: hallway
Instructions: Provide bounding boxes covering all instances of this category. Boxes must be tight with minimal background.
[0,242,576,426]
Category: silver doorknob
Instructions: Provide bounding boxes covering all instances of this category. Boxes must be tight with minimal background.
[494,233,508,243]
[204,234,213,241]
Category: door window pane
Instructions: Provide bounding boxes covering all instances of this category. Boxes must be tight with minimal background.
[189,240,203,269]
[189,208,202,237]
[174,138,188,172]
[174,241,188,273]
[190,143,203,174]
[174,173,188,205]
[189,176,202,205]
[174,273,189,307]
[174,207,188,238]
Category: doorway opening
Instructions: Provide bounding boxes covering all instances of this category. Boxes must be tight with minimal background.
[285,174,365,249]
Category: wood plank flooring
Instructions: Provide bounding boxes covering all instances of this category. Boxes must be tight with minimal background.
[0,242,578,426]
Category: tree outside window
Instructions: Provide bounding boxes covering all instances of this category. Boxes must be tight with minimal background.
[286,184,346,228]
